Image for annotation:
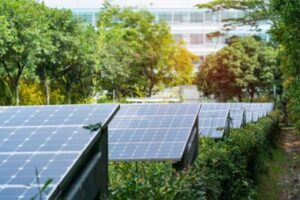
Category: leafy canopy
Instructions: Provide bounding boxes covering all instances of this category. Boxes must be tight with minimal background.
[196,36,277,102]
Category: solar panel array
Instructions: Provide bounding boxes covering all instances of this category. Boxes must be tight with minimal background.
[198,103,274,137]
[198,103,230,138]
[109,103,201,161]
[230,103,274,124]
[0,104,118,200]
[0,101,274,198]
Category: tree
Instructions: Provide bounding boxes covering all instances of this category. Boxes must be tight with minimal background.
[270,0,300,129]
[0,0,51,105]
[197,0,271,30]
[169,41,198,86]
[195,36,277,102]
[34,7,99,105]
[52,24,99,104]
[98,3,196,98]
[197,0,300,128]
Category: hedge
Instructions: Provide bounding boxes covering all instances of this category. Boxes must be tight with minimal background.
[109,111,281,200]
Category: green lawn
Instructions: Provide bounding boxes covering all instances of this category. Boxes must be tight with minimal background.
[256,146,287,200]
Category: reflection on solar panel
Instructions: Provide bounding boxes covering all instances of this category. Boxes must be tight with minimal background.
[198,103,230,138]
[109,103,200,161]
[0,104,118,199]
[229,109,245,128]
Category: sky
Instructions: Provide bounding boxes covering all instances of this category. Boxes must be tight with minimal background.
[41,0,211,9]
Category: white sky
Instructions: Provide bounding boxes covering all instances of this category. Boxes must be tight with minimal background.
[41,0,211,9]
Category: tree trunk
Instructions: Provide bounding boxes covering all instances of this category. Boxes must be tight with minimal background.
[250,92,254,103]
[238,93,242,102]
[15,82,19,106]
[148,83,154,97]
[65,80,71,104]
[247,86,256,103]
[67,89,71,104]
[45,80,50,105]
[43,68,50,105]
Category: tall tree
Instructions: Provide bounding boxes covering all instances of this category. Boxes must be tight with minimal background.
[0,0,50,105]
[36,8,99,104]
[195,36,277,102]
[197,0,300,127]
[271,0,300,128]
[98,3,196,98]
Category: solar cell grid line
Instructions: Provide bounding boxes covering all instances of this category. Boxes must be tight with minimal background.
[229,103,244,110]
[198,105,230,138]
[200,103,231,111]
[229,109,245,129]
[109,103,201,161]
[0,104,119,200]
[241,103,253,123]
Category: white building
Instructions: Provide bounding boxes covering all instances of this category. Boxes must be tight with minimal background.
[43,0,270,61]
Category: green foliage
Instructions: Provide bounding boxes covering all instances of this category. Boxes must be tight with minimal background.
[270,0,300,130]
[0,78,13,105]
[195,36,278,102]
[19,80,44,105]
[98,3,196,98]
[196,0,270,30]
[109,111,280,199]
[0,0,50,105]
[197,0,300,131]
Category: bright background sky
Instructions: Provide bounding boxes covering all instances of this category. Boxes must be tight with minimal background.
[41,0,210,9]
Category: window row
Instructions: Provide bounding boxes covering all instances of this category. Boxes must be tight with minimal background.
[155,10,245,24]
[73,10,246,25]
[173,33,270,45]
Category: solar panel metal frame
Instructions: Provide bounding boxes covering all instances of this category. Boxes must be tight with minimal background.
[0,104,120,200]
[109,103,201,163]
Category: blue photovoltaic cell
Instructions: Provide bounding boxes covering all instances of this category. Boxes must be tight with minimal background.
[201,103,230,111]
[109,103,201,161]
[198,108,229,138]
[0,104,118,200]
[229,109,245,128]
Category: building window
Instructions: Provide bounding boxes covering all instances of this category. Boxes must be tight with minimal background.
[205,12,220,23]
[157,13,172,23]
[173,34,183,42]
[190,34,204,45]
[190,12,204,23]
[173,12,188,23]
[205,34,219,44]
[220,33,229,44]
[220,11,236,22]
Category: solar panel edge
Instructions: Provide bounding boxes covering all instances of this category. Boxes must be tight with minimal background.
[178,104,201,161]
[47,104,120,199]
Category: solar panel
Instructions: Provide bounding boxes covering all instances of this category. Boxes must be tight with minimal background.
[198,103,230,138]
[229,109,245,128]
[109,103,200,161]
[0,104,119,199]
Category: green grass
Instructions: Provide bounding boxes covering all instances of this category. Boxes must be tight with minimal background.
[256,147,287,200]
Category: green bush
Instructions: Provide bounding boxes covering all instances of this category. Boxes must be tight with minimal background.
[109,111,280,199]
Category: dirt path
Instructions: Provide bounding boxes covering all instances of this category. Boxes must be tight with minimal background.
[279,127,300,200]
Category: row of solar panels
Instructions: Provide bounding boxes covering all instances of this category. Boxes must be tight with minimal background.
[199,103,274,138]
[0,102,273,199]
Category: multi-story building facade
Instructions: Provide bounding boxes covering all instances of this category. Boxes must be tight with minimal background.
[43,0,270,61]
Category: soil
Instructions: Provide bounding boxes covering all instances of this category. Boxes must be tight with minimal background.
[279,127,300,200]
